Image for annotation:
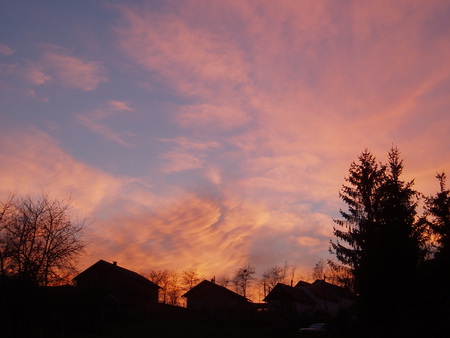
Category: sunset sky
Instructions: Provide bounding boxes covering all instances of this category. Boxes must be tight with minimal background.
[1,0,450,280]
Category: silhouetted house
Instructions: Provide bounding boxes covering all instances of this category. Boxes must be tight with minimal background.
[73,260,160,315]
[263,283,316,315]
[304,279,355,315]
[182,280,253,316]
[264,280,354,316]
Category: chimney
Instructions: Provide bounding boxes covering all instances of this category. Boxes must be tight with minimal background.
[113,261,117,266]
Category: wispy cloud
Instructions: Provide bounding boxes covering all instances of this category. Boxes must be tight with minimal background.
[75,100,135,146]
[0,42,14,56]
[75,114,134,147]
[108,100,133,111]
[17,45,107,90]
[0,126,122,215]
[157,137,220,174]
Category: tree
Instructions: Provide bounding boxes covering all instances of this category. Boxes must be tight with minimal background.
[143,269,175,304]
[165,271,181,306]
[0,194,16,279]
[181,268,202,290]
[330,147,423,332]
[261,263,292,294]
[232,264,255,298]
[330,149,385,294]
[216,275,231,288]
[424,172,450,256]
[0,194,87,286]
[420,172,450,333]
[310,259,329,281]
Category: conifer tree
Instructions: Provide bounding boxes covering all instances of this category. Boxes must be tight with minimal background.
[331,147,422,333]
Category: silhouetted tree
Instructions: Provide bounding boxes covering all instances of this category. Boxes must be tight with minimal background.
[373,147,423,328]
[0,194,16,279]
[421,172,450,333]
[425,172,450,256]
[143,269,176,304]
[261,264,288,289]
[0,193,87,286]
[326,259,353,289]
[232,264,255,298]
[216,275,231,288]
[330,149,385,294]
[181,268,202,290]
[311,259,324,281]
[331,147,423,334]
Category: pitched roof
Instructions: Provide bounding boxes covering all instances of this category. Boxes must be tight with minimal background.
[294,280,312,288]
[307,280,340,302]
[182,280,250,302]
[74,259,160,289]
[263,283,315,304]
[312,279,354,300]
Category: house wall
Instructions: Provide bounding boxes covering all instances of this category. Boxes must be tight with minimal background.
[187,297,252,316]
[76,266,158,306]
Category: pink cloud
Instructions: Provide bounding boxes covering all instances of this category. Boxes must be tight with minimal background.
[108,100,133,111]
[17,45,107,90]
[157,137,220,173]
[176,104,250,130]
[75,114,134,147]
[75,100,136,146]
[42,47,107,90]
[84,190,328,278]
[115,4,253,130]
[23,61,52,84]
[0,126,122,215]
[0,42,14,56]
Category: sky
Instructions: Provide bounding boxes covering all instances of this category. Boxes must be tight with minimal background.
[1,0,450,280]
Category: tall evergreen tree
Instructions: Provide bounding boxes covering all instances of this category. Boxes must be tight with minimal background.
[330,149,385,295]
[425,172,450,256]
[331,147,422,334]
[422,172,450,334]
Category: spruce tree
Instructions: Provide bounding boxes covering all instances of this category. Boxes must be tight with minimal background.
[331,147,422,333]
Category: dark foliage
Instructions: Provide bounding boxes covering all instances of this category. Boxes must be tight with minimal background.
[330,147,425,335]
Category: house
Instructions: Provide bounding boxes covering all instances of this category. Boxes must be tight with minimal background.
[263,283,316,315]
[304,279,355,315]
[264,279,354,316]
[73,260,160,314]
[182,280,253,316]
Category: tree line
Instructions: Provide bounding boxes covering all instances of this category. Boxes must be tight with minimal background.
[330,146,450,336]
[141,262,315,305]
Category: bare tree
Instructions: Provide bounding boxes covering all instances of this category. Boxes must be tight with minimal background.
[216,275,231,288]
[1,193,87,286]
[166,271,181,306]
[0,194,16,278]
[261,264,289,290]
[311,259,327,281]
[181,268,202,290]
[142,269,171,303]
[232,264,255,298]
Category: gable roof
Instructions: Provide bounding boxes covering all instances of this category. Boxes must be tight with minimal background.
[312,279,354,300]
[182,280,250,303]
[294,280,312,288]
[263,283,315,304]
[74,259,160,289]
[307,280,339,302]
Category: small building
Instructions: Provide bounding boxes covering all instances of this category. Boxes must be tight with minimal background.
[264,280,355,316]
[73,259,160,315]
[304,279,355,315]
[263,283,316,315]
[182,280,253,316]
